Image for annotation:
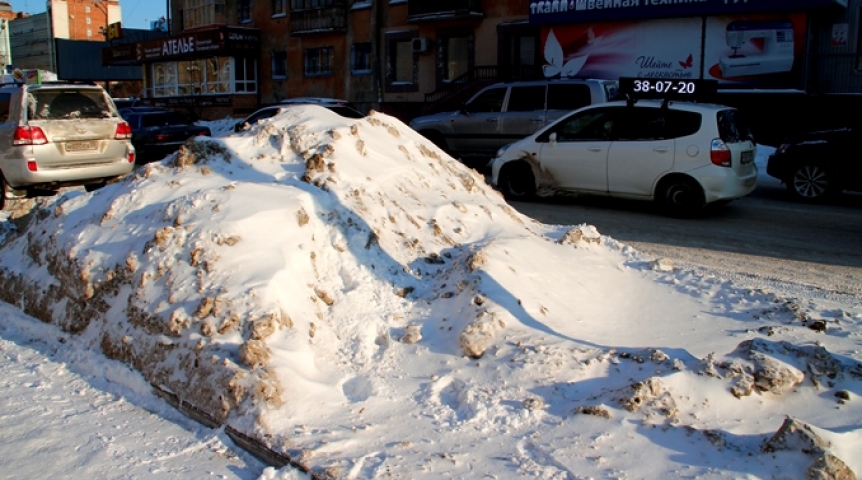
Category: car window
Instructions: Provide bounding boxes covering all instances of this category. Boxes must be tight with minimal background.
[141,112,190,127]
[612,107,702,141]
[326,106,365,118]
[465,87,506,114]
[0,92,11,122]
[547,84,592,111]
[246,109,280,125]
[716,109,754,143]
[506,86,546,112]
[549,107,618,142]
[28,90,113,120]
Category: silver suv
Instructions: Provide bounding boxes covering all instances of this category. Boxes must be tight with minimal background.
[409,78,620,161]
[0,83,135,209]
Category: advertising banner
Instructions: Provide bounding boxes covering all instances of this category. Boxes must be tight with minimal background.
[540,12,806,89]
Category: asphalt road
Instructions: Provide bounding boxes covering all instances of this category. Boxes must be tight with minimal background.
[509,181,862,301]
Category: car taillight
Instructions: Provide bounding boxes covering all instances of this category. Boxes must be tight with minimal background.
[710,139,731,167]
[13,126,48,146]
[197,131,208,137]
[127,151,136,163]
[115,122,132,140]
[155,134,169,141]
[27,161,37,172]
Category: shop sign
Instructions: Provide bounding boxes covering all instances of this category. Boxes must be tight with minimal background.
[529,0,843,24]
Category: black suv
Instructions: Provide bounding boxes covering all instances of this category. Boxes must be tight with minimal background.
[120,107,211,164]
[766,124,861,201]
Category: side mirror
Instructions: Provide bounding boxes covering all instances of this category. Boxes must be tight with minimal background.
[234,122,243,132]
[549,132,558,145]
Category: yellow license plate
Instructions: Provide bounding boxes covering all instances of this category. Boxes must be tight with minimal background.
[65,140,97,152]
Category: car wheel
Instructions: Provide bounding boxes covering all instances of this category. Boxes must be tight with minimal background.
[789,164,832,201]
[659,177,704,218]
[0,172,7,211]
[498,162,536,201]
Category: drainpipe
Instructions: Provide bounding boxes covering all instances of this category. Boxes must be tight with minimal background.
[371,0,383,112]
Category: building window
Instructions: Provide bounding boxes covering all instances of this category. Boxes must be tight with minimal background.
[290,0,335,10]
[351,42,372,75]
[238,0,252,22]
[305,47,333,76]
[442,34,470,82]
[385,33,417,92]
[272,50,287,79]
[235,57,258,92]
[86,17,92,24]
[350,0,372,8]
[272,0,286,15]
[857,7,862,70]
[149,57,251,98]
[85,5,90,13]
[183,0,226,30]
[86,29,92,38]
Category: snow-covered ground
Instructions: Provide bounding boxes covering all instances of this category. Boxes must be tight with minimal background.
[0,108,859,480]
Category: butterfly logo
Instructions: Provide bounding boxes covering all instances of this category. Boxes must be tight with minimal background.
[679,54,693,69]
[542,29,589,78]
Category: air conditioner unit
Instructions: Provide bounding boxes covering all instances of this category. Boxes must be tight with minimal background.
[412,37,431,53]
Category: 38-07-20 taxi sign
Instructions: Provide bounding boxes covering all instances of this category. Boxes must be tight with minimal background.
[619,77,717,101]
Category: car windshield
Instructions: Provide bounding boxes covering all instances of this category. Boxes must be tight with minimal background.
[28,89,115,120]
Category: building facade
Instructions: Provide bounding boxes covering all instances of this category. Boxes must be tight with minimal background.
[103,0,859,122]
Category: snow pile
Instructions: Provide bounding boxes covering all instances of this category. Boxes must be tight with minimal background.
[0,105,860,479]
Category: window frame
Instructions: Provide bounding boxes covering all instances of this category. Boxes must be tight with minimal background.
[385,31,418,93]
[304,46,334,77]
[350,42,372,75]
[272,0,286,16]
[272,50,287,80]
[238,0,252,23]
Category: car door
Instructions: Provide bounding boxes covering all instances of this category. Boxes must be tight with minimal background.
[451,86,507,156]
[498,85,547,146]
[606,107,675,197]
[537,107,618,193]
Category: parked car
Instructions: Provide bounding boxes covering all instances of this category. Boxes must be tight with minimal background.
[234,102,364,132]
[488,99,758,217]
[120,107,211,164]
[766,124,861,202]
[279,96,362,112]
[0,82,135,209]
[409,78,621,162]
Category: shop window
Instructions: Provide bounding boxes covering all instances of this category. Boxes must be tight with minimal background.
[235,57,258,93]
[441,34,471,82]
[305,47,334,77]
[385,33,417,92]
[178,59,205,95]
[238,0,252,22]
[272,51,287,79]
[206,57,232,93]
[351,42,372,75]
[272,0,286,15]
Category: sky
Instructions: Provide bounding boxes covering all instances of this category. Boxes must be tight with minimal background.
[6,0,166,30]
[0,107,860,479]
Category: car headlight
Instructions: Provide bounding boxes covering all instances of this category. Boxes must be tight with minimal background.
[496,143,513,158]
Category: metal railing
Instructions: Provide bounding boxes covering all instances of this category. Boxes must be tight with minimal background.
[407,0,483,19]
[290,2,347,34]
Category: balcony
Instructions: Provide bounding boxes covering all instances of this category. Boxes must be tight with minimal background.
[407,0,483,22]
[290,2,347,34]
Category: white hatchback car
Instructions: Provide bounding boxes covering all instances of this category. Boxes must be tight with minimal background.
[488,100,758,216]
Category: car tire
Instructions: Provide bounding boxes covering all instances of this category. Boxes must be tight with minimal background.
[658,177,704,218]
[498,162,536,201]
[0,172,7,211]
[788,164,833,202]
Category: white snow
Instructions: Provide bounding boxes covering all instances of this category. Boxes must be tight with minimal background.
[0,106,859,480]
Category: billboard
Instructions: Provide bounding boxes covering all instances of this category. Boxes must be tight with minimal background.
[540,13,806,89]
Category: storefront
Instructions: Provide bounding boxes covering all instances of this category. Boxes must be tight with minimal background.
[528,0,847,91]
[102,26,261,117]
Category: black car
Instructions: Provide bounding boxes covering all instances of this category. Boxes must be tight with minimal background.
[766,124,861,201]
[233,103,364,132]
[120,107,211,164]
